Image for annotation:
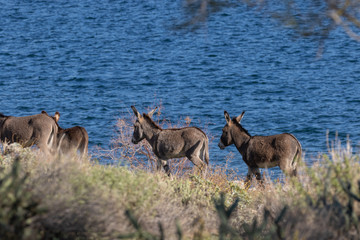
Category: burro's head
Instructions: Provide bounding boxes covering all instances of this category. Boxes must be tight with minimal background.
[131,106,157,144]
[218,110,245,150]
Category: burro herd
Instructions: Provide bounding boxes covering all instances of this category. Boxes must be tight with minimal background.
[0,111,88,158]
[0,106,302,183]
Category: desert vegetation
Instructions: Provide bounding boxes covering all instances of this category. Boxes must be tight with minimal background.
[0,109,359,239]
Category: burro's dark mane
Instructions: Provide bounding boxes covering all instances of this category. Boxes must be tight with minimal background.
[0,113,8,118]
[168,126,207,136]
[143,114,162,130]
[232,117,251,137]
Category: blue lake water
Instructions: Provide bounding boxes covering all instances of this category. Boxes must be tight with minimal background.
[1,1,360,177]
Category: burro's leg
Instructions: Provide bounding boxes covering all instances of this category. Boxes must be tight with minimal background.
[279,157,297,177]
[200,140,209,176]
[36,136,52,157]
[291,165,297,177]
[162,160,171,176]
[35,126,58,157]
[186,141,207,176]
[157,158,171,176]
[156,158,162,171]
[245,167,261,186]
[245,167,253,183]
[291,153,299,177]
[252,168,261,181]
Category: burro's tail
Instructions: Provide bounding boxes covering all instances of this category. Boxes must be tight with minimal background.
[47,125,58,154]
[288,133,302,176]
[57,133,66,154]
[79,127,89,158]
[293,135,302,163]
[204,137,209,165]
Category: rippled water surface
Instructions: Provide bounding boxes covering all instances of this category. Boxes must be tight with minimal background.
[1,1,360,176]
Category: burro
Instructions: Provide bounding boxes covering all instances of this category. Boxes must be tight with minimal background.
[218,110,302,183]
[131,106,209,176]
[0,112,58,155]
[42,111,88,159]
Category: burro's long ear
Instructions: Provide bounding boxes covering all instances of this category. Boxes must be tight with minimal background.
[148,107,158,118]
[236,111,245,123]
[131,106,141,119]
[224,111,231,124]
[54,112,60,123]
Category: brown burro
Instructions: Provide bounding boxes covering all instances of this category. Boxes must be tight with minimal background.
[131,106,209,176]
[0,112,58,155]
[218,111,302,183]
[41,111,88,158]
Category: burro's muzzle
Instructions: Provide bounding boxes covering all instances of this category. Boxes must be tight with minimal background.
[131,137,139,144]
[218,141,225,150]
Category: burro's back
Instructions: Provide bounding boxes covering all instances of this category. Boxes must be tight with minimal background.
[0,113,58,155]
[247,133,301,169]
[155,127,209,163]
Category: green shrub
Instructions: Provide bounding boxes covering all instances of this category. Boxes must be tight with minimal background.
[0,156,44,240]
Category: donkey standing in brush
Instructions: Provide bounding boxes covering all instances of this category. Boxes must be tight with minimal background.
[0,112,58,155]
[131,106,209,176]
[41,111,88,158]
[218,111,302,183]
